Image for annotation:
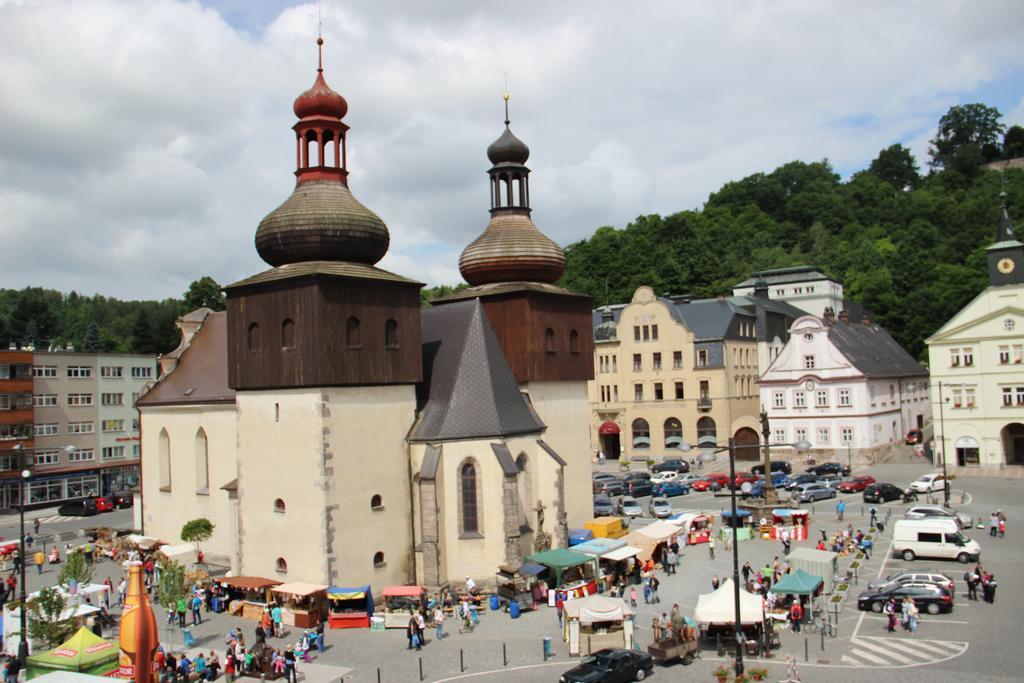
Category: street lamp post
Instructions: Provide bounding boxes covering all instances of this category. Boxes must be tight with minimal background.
[936,381,949,508]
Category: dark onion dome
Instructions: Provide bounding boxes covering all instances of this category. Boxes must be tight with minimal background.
[487,126,530,165]
[255,180,389,267]
[293,39,348,120]
[459,210,565,285]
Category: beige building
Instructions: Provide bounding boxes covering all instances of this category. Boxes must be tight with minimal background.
[589,286,771,462]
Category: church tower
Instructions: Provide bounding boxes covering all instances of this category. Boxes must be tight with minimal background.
[435,96,595,536]
[987,192,1024,287]
[224,38,420,587]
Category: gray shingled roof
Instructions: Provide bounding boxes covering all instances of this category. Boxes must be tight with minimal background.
[734,265,829,288]
[412,299,545,441]
[828,321,926,378]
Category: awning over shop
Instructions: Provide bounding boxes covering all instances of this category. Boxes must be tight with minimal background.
[769,569,823,596]
[220,576,283,591]
[634,520,681,542]
[526,548,598,586]
[381,586,425,598]
[272,583,328,597]
[571,538,626,557]
[158,543,197,565]
[601,545,643,562]
[517,562,548,577]
[122,534,164,550]
[694,578,764,625]
[326,585,374,614]
[598,421,620,435]
[561,595,633,624]
[26,627,118,677]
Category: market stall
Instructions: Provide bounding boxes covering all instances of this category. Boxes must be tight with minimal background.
[25,627,118,680]
[157,543,198,566]
[121,534,165,552]
[720,509,755,541]
[381,586,426,628]
[786,548,838,593]
[624,520,681,563]
[694,578,765,644]
[271,582,328,629]
[767,569,824,622]
[325,585,374,629]
[570,537,626,558]
[495,564,543,611]
[527,549,600,604]
[219,576,283,621]
[667,512,715,545]
[3,597,102,658]
[771,509,810,541]
[561,595,635,656]
[570,538,633,591]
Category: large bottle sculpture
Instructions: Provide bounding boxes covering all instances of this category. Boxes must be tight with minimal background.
[118,562,159,683]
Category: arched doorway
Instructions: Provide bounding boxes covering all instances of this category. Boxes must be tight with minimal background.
[733,427,760,461]
[955,436,980,466]
[1001,423,1024,465]
[598,421,620,460]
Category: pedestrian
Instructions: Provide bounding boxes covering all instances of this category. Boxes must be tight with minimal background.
[664,549,676,575]
[836,499,846,522]
[789,600,803,633]
[416,610,427,646]
[283,648,297,683]
[708,536,716,559]
[652,616,662,642]
[255,624,266,644]
[629,586,638,608]
[118,579,127,606]
[33,518,40,535]
[6,658,23,683]
[34,550,44,575]
[315,619,325,652]
[907,602,919,635]
[901,597,912,631]
[741,562,752,584]
[998,517,1006,538]
[407,616,421,651]
[650,576,660,605]
[870,507,878,528]
[711,574,720,590]
[434,606,445,641]
[990,513,999,537]
[884,598,897,632]
[981,573,997,603]
[272,603,283,637]
[224,652,236,683]
[192,593,203,626]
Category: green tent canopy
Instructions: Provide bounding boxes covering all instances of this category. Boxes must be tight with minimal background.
[769,568,824,596]
[525,548,597,586]
[26,627,119,679]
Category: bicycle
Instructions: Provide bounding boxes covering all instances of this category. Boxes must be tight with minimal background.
[806,616,836,637]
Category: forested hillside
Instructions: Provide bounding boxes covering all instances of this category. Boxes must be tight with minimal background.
[561,104,1024,360]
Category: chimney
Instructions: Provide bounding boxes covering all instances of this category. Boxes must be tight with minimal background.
[752,278,770,300]
[862,311,872,325]
[838,309,849,324]
[822,307,835,324]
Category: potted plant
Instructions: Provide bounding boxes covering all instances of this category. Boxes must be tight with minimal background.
[749,667,769,681]
[735,673,750,683]
[713,664,732,683]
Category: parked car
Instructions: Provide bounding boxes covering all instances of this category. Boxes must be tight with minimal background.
[838,475,877,493]
[593,472,617,493]
[626,480,654,498]
[57,499,99,516]
[907,473,949,494]
[93,496,115,513]
[648,497,673,518]
[623,471,652,482]
[560,648,654,683]
[675,473,702,487]
[793,483,836,502]
[651,458,690,474]
[111,491,134,508]
[653,481,690,497]
[593,495,615,516]
[731,471,758,489]
[619,496,643,518]
[863,482,904,503]
[856,583,954,615]
[905,429,924,445]
[817,473,844,488]
[597,479,625,497]
[692,472,730,491]
[892,518,980,563]
[868,571,955,594]
[751,461,793,475]
[905,505,972,529]
[806,462,851,477]
[786,473,819,490]
[650,471,679,485]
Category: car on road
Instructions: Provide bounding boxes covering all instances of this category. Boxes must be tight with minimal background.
[908,473,948,494]
[57,499,99,516]
[905,505,972,529]
[625,480,654,498]
[863,482,904,503]
[623,471,652,483]
[806,462,851,477]
[792,483,836,502]
[597,479,625,497]
[744,474,789,498]
[593,495,615,516]
[691,472,729,491]
[92,496,115,513]
[730,471,758,489]
[905,429,924,444]
[619,496,643,519]
[650,471,679,485]
[856,583,954,615]
[648,497,673,518]
[817,473,844,489]
[111,491,134,508]
[560,648,654,683]
[786,473,819,490]
[751,461,793,475]
[653,480,690,497]
[837,475,877,493]
[651,458,690,474]
[868,571,955,594]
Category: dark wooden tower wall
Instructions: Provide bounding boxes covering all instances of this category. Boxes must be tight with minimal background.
[478,290,594,384]
[226,276,422,390]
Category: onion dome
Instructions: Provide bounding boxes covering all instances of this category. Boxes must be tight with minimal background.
[293,38,348,119]
[459,211,565,285]
[487,127,530,165]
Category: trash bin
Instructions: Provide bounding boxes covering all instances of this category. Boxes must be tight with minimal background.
[509,601,520,619]
[542,636,552,660]
[370,616,385,632]
[183,628,195,647]
[489,594,500,611]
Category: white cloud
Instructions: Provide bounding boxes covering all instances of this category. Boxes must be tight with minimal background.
[1,0,1023,298]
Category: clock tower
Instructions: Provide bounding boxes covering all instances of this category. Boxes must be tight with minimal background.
[987,193,1024,287]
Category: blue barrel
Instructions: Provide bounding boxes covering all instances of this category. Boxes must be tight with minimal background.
[542,636,552,660]
[489,594,500,611]
[509,601,521,619]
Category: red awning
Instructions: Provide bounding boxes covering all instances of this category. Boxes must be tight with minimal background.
[598,421,620,435]
[382,585,424,597]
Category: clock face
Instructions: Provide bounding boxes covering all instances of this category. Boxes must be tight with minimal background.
[998,258,1016,274]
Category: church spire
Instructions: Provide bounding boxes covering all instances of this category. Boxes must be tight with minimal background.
[986,192,1024,286]
[997,191,1017,242]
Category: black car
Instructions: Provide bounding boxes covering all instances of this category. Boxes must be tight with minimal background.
[626,480,653,497]
[111,491,134,508]
[651,458,690,474]
[806,462,851,477]
[622,471,652,482]
[751,461,792,475]
[856,583,954,615]
[597,479,625,497]
[863,482,903,503]
[786,473,819,490]
[57,499,99,516]
[560,648,654,682]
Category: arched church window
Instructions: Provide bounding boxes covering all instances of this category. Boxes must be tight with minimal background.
[385,319,398,348]
[247,323,260,351]
[346,317,361,348]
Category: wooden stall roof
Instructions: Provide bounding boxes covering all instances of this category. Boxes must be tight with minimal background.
[220,576,283,590]
[271,582,328,597]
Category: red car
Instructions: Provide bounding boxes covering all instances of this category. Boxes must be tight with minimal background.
[93,496,115,513]
[691,473,730,491]
[837,475,877,493]
[732,471,758,489]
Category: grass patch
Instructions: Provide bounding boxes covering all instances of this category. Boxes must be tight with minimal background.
[837,583,849,591]
[831,594,843,603]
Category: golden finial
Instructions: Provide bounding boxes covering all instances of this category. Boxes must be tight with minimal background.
[503,73,510,126]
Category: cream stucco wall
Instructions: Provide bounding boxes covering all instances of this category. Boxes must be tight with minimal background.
[139,403,239,570]
[236,385,416,592]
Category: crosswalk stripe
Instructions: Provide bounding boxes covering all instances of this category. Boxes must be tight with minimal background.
[852,638,919,663]
[890,639,951,656]
[840,654,865,667]
[847,645,898,666]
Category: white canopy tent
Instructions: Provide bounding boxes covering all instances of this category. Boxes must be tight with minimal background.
[694,578,764,625]
[158,543,198,565]
[601,546,643,562]
[624,520,682,562]
[561,595,636,656]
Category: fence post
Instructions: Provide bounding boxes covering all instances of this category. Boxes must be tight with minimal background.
[376,668,381,683]
[820,629,825,652]
[503,643,507,666]
[805,637,809,662]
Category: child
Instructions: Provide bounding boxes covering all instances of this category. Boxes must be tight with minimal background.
[629,586,638,608]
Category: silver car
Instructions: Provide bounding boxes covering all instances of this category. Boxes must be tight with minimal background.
[619,496,643,518]
[905,505,972,529]
[793,483,836,502]
[648,497,673,518]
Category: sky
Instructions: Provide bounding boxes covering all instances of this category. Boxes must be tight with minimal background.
[1,0,1023,300]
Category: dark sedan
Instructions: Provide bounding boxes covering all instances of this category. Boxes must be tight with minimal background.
[625,480,654,497]
[786,473,819,490]
[597,479,625,497]
[57,499,99,516]
[856,583,953,615]
[863,482,903,503]
[652,458,690,474]
[111,490,135,508]
[806,462,851,477]
[560,648,654,682]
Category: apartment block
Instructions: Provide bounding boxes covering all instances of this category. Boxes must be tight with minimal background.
[0,350,35,507]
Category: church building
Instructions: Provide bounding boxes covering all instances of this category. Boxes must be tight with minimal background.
[137,40,593,590]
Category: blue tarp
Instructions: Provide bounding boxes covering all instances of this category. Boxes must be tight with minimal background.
[721,510,752,517]
[568,528,594,546]
[327,585,374,614]
[571,537,627,557]
[518,562,547,577]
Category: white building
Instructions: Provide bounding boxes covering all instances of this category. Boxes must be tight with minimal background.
[926,198,1024,470]
[733,266,844,318]
[760,312,930,459]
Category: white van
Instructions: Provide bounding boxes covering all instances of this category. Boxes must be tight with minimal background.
[892,518,980,563]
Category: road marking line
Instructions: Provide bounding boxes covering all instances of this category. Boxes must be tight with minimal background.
[853,531,897,639]
[847,645,901,665]
[853,637,924,664]
[840,654,865,666]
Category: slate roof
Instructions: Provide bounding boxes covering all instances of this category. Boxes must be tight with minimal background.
[827,321,927,378]
[224,260,421,291]
[137,312,235,407]
[411,299,545,441]
[590,298,762,342]
[734,265,829,288]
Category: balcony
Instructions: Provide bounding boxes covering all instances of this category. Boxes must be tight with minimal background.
[697,397,713,411]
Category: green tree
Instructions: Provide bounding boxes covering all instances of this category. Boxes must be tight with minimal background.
[81,321,105,352]
[1003,125,1024,160]
[131,311,158,355]
[183,276,225,312]
[867,144,919,189]
[929,103,1005,171]
[180,518,215,553]
[156,559,189,608]
[23,587,77,649]
[57,549,94,588]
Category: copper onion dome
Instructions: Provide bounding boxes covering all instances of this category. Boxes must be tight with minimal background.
[487,127,530,165]
[293,38,348,119]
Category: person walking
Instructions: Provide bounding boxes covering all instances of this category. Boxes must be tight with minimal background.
[789,600,803,632]
[34,549,44,574]
[650,575,661,605]
[990,513,999,537]
[981,573,997,603]
[652,616,662,643]
[315,619,325,652]
[869,507,878,528]
[33,518,40,535]
[192,593,203,626]
[629,586,638,608]
[998,517,1006,538]
[271,603,283,637]
[176,596,187,628]
[433,606,445,641]
[711,574,720,590]
[416,610,427,647]
[283,648,297,683]
[907,602,919,635]
[742,562,752,585]
[707,536,716,560]
[884,598,897,633]
[836,499,846,522]
[407,616,421,651]
[900,597,912,631]
[965,569,979,600]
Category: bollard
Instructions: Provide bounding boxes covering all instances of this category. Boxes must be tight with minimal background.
[377,668,381,683]
[820,629,825,652]
[460,648,465,672]
[805,638,809,662]
[717,633,724,657]
[854,566,859,585]
[419,657,424,682]
[503,643,507,666]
